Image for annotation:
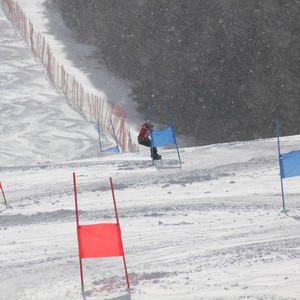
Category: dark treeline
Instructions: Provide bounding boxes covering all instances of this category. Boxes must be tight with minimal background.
[54,0,300,145]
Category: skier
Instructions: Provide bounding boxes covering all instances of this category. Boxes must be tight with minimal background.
[138,121,162,160]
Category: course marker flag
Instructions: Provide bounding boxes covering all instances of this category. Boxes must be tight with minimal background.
[78,224,123,258]
[152,127,176,148]
[101,145,120,153]
[280,150,300,179]
[73,173,130,293]
[0,182,8,208]
[97,120,121,154]
[276,120,300,210]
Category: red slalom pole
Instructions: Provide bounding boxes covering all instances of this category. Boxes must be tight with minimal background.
[110,177,120,226]
[73,173,85,293]
[0,182,8,208]
[109,177,130,289]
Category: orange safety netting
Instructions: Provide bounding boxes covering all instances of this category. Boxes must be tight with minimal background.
[78,223,124,259]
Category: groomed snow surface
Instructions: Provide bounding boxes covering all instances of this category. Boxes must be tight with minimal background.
[1,1,300,299]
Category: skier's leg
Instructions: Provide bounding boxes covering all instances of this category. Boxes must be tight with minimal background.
[151,147,161,159]
[138,138,151,147]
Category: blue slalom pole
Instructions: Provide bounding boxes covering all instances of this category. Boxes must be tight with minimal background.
[97,122,102,153]
[166,103,173,127]
[166,104,182,168]
[276,120,286,210]
[110,119,120,153]
[148,104,155,164]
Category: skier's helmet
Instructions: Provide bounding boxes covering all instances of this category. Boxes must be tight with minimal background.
[145,120,153,128]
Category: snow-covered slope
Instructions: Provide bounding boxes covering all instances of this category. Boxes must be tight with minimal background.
[0,1,300,300]
[1,139,300,300]
[0,4,101,167]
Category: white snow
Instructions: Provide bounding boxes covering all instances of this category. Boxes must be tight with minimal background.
[0,1,300,300]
